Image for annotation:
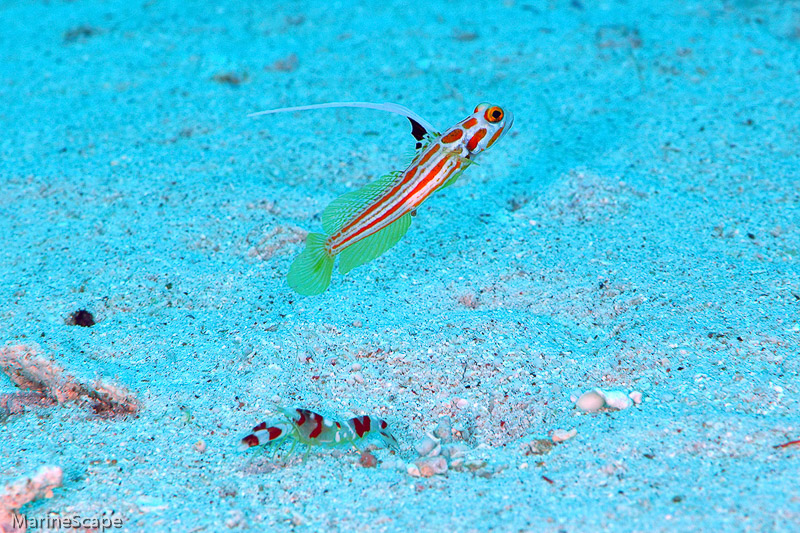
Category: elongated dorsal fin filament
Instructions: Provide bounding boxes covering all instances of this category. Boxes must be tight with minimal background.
[248,101,439,139]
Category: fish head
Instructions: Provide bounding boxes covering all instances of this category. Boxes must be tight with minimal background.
[440,103,514,157]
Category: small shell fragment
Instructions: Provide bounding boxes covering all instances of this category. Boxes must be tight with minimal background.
[576,388,639,412]
[415,434,441,457]
[551,428,577,443]
[463,458,488,472]
[434,416,452,442]
[522,438,555,455]
[406,463,422,477]
[575,389,606,412]
[442,443,469,459]
[410,456,448,477]
[359,450,377,468]
[603,390,633,410]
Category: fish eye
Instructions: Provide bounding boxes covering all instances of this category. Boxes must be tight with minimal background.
[484,106,504,123]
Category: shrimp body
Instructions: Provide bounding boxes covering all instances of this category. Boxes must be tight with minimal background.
[251,101,513,295]
[239,408,399,456]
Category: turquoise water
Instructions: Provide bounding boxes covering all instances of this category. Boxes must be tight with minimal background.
[1,1,798,531]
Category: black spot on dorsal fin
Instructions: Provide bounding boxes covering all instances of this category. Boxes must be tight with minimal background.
[408,117,428,149]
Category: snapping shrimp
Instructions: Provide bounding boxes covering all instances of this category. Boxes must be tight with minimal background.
[239,407,399,459]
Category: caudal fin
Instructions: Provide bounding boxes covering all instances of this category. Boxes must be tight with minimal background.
[287,233,334,295]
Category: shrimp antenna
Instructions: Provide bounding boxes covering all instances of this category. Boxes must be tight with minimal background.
[248,101,439,141]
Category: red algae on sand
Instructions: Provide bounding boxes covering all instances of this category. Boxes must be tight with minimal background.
[0,465,63,533]
[0,345,139,418]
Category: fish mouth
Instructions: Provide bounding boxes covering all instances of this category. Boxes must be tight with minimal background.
[483,110,514,150]
[493,111,514,145]
[502,111,514,137]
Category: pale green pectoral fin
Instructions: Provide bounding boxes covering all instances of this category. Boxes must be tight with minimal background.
[440,169,466,189]
[322,172,401,234]
[440,156,475,189]
[339,213,413,274]
[287,233,334,296]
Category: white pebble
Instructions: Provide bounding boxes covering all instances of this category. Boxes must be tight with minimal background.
[442,443,469,459]
[434,416,452,442]
[629,390,643,405]
[414,456,448,477]
[575,389,606,412]
[455,398,468,409]
[464,458,487,472]
[415,435,440,457]
[551,428,577,443]
[406,463,421,477]
[576,388,636,412]
[603,390,633,410]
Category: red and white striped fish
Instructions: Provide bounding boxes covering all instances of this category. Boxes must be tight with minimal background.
[249,101,513,295]
[239,407,399,457]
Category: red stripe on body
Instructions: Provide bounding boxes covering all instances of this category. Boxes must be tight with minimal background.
[335,141,441,239]
[417,143,440,166]
[309,413,323,439]
[341,155,451,247]
[242,434,260,448]
[253,422,268,432]
[406,157,459,199]
[441,129,463,143]
[404,151,457,196]
[485,126,504,148]
[330,143,446,252]
[341,166,417,233]
[467,129,487,151]
[367,157,462,234]
[351,416,372,437]
[402,159,462,208]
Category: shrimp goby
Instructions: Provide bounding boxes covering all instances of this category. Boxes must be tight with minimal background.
[239,407,399,458]
[249,101,513,295]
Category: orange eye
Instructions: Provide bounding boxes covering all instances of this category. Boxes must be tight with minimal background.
[484,106,504,123]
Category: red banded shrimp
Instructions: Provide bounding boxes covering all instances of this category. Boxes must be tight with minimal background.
[239,407,399,460]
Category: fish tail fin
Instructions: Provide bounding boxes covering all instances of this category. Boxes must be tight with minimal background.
[287,233,334,296]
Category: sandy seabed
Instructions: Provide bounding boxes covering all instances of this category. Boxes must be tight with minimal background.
[1,1,799,531]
